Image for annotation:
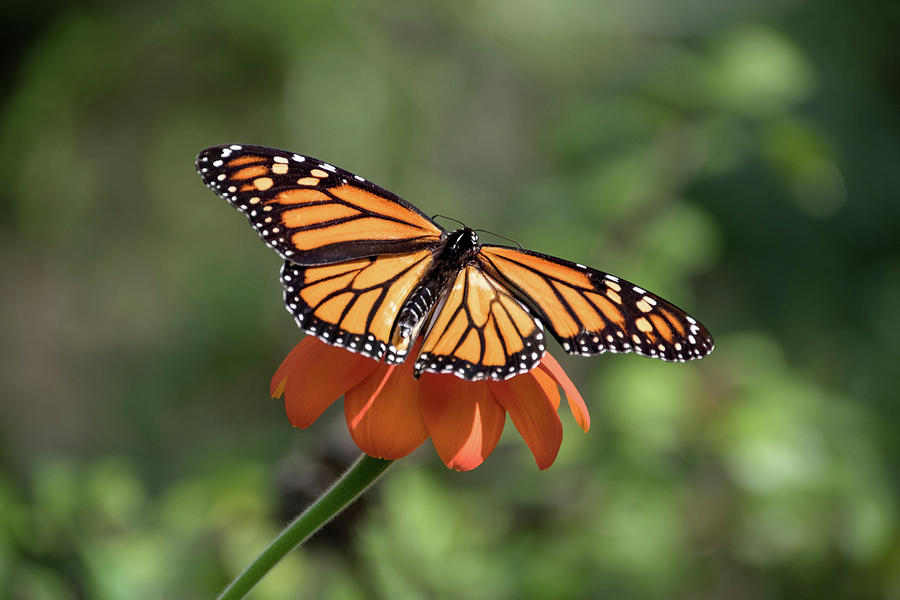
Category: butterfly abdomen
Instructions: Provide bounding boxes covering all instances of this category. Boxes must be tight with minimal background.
[388,228,481,365]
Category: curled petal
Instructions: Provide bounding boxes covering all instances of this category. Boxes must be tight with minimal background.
[539,354,590,433]
[420,375,506,471]
[345,360,428,460]
[489,374,563,470]
[271,337,380,429]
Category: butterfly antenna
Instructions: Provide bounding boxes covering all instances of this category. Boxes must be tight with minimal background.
[474,228,523,250]
[432,214,468,229]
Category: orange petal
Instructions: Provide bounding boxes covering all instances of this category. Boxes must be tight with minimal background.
[271,337,381,429]
[531,366,561,411]
[489,374,563,470]
[420,374,506,471]
[344,358,428,460]
[539,354,590,433]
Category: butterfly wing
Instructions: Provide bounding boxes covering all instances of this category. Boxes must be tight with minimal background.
[196,144,445,265]
[415,265,546,381]
[478,245,714,362]
[280,250,437,363]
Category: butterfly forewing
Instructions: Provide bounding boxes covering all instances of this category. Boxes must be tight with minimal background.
[478,246,714,362]
[196,145,444,265]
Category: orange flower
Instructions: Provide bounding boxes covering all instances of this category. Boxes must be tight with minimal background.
[271,337,590,471]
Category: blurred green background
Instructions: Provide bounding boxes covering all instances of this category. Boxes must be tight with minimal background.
[2,1,899,598]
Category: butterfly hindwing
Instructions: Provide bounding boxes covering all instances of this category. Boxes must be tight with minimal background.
[280,250,436,363]
[415,265,546,381]
[196,145,445,265]
[478,246,714,362]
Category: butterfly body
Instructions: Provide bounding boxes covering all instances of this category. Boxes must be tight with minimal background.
[392,227,481,363]
[196,144,714,381]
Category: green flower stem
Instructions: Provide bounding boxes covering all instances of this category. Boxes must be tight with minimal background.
[218,454,394,600]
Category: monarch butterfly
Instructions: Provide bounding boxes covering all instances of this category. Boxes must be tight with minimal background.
[196,144,714,381]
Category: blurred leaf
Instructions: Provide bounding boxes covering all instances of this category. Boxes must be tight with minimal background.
[704,24,816,117]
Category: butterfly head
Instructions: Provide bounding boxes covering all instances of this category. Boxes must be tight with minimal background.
[445,227,481,260]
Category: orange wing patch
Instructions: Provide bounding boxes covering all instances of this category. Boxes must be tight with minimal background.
[478,246,714,362]
[281,250,434,362]
[415,266,546,381]
[231,165,269,180]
